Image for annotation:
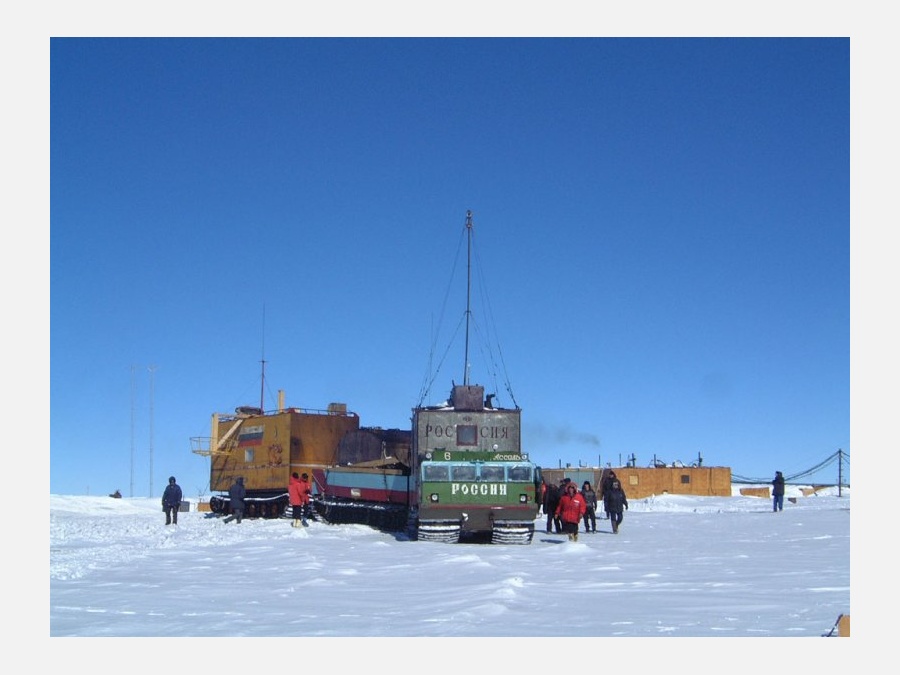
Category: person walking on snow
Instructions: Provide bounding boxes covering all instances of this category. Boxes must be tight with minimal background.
[605,479,628,534]
[772,471,785,512]
[599,469,617,519]
[224,476,246,523]
[581,480,598,533]
[543,479,562,533]
[289,472,312,527]
[555,481,587,541]
[538,477,548,516]
[162,476,182,526]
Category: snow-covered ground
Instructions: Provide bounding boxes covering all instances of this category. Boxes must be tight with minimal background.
[50,483,850,655]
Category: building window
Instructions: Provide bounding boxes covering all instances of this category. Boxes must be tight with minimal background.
[680,474,690,484]
[244,449,254,463]
[457,424,477,446]
[628,475,638,486]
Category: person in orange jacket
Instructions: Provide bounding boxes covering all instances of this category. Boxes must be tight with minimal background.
[555,481,587,541]
[288,472,312,527]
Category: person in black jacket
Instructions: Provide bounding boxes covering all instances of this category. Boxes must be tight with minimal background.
[224,476,246,523]
[543,480,561,533]
[604,479,628,534]
[599,469,617,519]
[581,480,598,533]
[162,476,182,526]
[772,471,785,512]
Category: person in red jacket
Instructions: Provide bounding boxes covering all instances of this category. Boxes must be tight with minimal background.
[288,472,312,527]
[555,481,587,541]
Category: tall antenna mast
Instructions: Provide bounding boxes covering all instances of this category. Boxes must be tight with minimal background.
[463,210,473,386]
[260,303,267,412]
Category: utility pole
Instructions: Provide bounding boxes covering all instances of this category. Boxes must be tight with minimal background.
[838,448,844,497]
[148,365,156,498]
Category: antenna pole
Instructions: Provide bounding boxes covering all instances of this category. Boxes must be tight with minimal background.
[260,303,266,412]
[463,210,473,386]
[838,448,843,497]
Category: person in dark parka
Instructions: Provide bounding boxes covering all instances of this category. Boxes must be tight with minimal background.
[162,476,182,526]
[604,479,628,534]
[599,469,617,519]
[543,480,561,533]
[581,480,598,533]
[225,476,246,523]
[772,471,785,512]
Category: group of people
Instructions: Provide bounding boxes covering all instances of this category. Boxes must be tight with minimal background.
[541,470,628,540]
[222,472,311,525]
[164,468,789,528]
[161,472,312,526]
[538,468,787,541]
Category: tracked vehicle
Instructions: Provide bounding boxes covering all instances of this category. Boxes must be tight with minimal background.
[191,393,360,519]
[194,211,541,540]
[314,211,542,543]
[312,383,541,543]
[410,383,540,543]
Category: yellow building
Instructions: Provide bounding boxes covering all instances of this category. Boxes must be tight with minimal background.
[541,465,732,500]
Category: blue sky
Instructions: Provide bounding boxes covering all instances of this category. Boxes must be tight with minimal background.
[50,38,850,497]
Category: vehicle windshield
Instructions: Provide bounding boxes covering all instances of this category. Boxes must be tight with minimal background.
[480,465,505,482]
[452,465,477,481]
[508,464,533,482]
[421,463,533,482]
[422,464,450,481]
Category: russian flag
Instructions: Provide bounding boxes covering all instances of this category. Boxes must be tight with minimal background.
[238,425,264,447]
